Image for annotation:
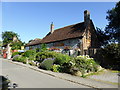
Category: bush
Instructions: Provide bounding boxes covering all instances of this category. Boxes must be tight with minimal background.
[74,55,99,75]
[12,55,21,61]
[60,62,73,73]
[54,53,71,65]
[101,43,120,70]
[19,56,27,64]
[36,51,71,65]
[40,58,54,70]
[12,52,21,58]
[36,51,55,62]
[12,55,27,64]
[52,64,61,72]
[23,50,36,60]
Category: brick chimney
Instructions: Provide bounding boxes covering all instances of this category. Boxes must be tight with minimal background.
[50,22,54,33]
[84,10,90,28]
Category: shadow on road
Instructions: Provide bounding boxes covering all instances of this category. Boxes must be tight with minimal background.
[0,75,18,90]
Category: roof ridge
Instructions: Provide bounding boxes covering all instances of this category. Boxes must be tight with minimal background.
[54,22,84,32]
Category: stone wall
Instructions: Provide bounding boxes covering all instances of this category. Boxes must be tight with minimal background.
[46,38,81,49]
[46,38,83,56]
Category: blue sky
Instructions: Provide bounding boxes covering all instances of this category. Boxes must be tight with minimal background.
[2,2,116,43]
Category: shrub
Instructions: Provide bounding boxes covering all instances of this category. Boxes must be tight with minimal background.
[54,53,71,65]
[12,52,21,58]
[36,51,56,63]
[101,43,120,70]
[12,55,21,61]
[60,62,73,73]
[36,51,71,65]
[23,50,36,60]
[52,64,61,72]
[19,56,27,64]
[40,58,54,70]
[74,55,99,75]
[12,55,27,64]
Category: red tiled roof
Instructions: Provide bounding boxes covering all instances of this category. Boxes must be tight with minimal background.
[40,22,85,43]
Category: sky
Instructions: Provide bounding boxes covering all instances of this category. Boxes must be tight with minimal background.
[1,2,116,43]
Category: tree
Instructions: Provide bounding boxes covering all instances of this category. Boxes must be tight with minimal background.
[101,43,120,70]
[0,41,2,48]
[96,27,110,47]
[28,39,33,43]
[10,41,24,50]
[105,1,120,43]
[2,31,19,46]
[0,41,3,54]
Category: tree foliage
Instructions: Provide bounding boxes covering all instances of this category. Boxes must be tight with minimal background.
[2,31,19,45]
[105,1,120,42]
[0,41,2,48]
[96,27,110,46]
[10,41,24,50]
[101,43,120,70]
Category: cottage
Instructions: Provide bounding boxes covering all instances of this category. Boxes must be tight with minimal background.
[25,38,41,50]
[26,10,100,56]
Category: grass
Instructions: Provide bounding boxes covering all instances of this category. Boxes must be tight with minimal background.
[107,69,120,73]
[88,77,119,85]
[111,70,120,73]
[85,69,105,77]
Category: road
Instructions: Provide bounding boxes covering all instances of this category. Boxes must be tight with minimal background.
[1,58,90,88]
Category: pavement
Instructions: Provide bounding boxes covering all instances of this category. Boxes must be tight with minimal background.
[1,58,119,89]
[87,69,119,84]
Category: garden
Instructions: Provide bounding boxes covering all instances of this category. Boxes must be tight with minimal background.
[11,45,103,77]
